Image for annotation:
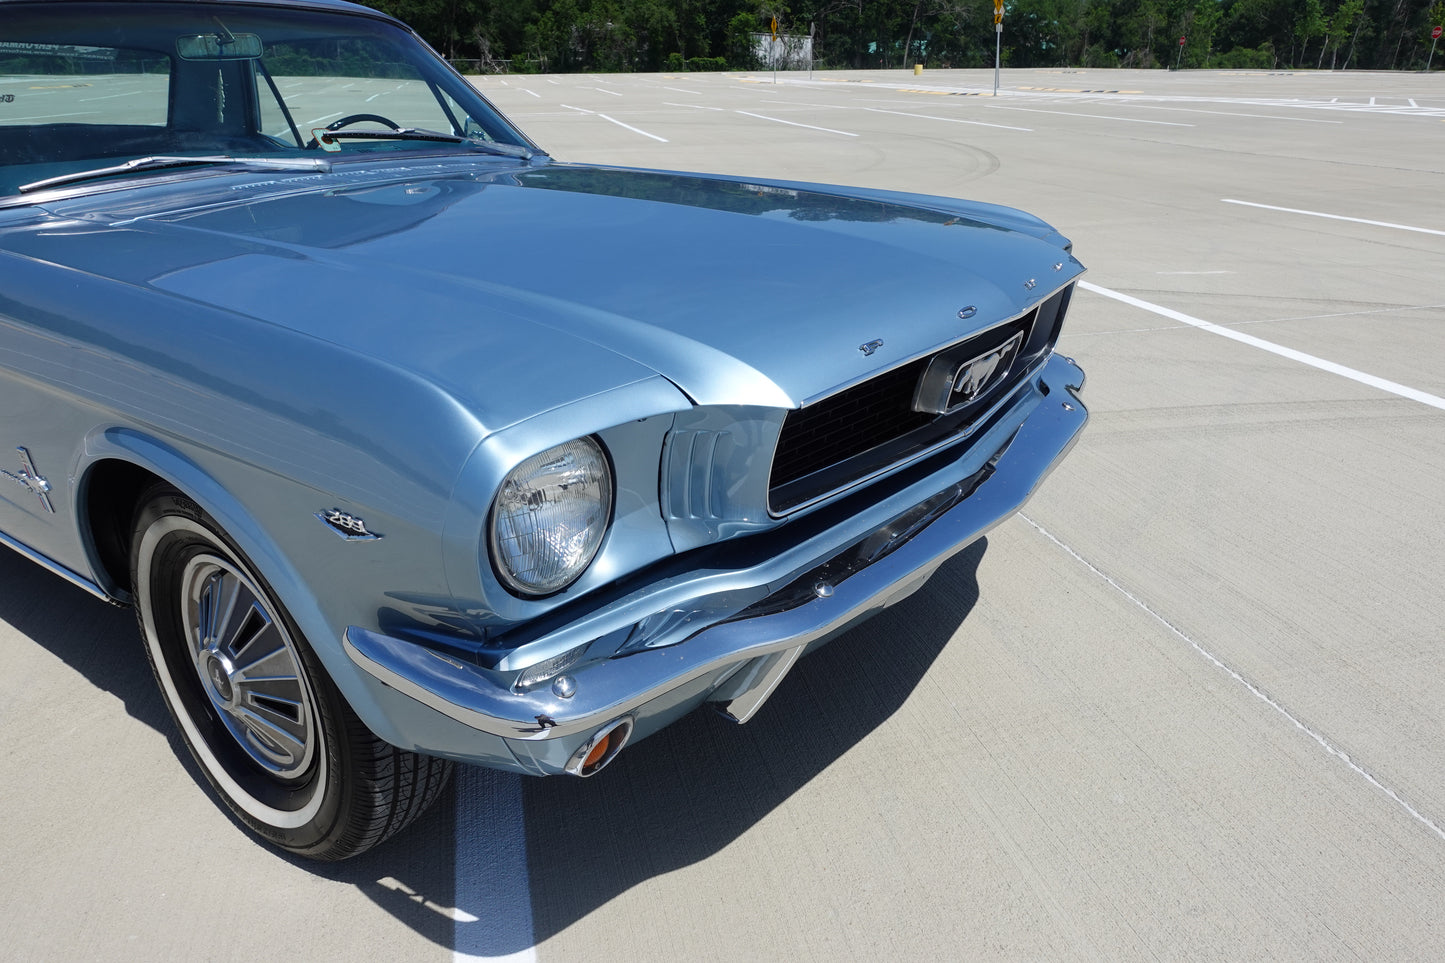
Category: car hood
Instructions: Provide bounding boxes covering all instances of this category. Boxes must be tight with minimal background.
[34,160,1084,413]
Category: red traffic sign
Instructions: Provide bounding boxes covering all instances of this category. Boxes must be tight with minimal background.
[1433,25,1443,39]
[1179,36,1187,45]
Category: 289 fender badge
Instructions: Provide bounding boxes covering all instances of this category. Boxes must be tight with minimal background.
[316,508,381,540]
[858,339,884,357]
[1,447,55,513]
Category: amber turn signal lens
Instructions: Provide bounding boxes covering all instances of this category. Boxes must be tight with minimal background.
[581,733,613,772]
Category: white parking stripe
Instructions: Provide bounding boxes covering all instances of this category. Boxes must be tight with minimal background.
[987,105,1194,127]
[1120,104,1343,124]
[734,110,858,136]
[561,103,668,141]
[453,768,537,962]
[1019,514,1445,845]
[1079,281,1445,412]
[1221,199,1445,237]
[4,110,97,121]
[861,106,1031,132]
[596,112,667,141]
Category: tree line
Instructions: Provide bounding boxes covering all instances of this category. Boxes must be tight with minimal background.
[365,0,1445,72]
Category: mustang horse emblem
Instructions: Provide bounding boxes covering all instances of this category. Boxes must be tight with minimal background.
[952,351,1005,404]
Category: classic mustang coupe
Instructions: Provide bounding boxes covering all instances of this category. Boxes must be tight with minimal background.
[0,0,1086,859]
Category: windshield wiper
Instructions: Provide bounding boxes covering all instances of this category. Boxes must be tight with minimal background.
[319,127,538,159]
[18,155,333,194]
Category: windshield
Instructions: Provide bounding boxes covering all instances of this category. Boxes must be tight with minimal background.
[0,1,535,198]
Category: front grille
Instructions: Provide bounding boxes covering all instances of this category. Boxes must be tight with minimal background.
[768,359,934,493]
[768,285,1072,514]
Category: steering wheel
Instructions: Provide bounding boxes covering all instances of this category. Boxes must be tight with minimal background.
[306,113,404,150]
[325,113,402,132]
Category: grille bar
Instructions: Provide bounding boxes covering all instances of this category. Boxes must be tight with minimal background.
[768,288,1071,514]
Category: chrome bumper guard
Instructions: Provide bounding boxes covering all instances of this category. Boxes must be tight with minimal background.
[344,355,1087,752]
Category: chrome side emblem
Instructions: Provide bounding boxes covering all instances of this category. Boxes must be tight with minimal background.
[858,339,884,357]
[957,306,977,320]
[316,508,381,540]
[1,447,55,513]
[1024,278,1037,290]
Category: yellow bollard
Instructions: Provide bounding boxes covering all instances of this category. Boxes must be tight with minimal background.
[913,64,922,75]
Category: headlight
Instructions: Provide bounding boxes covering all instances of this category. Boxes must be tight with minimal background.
[488,437,613,596]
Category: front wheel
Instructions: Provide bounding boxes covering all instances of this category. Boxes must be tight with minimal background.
[130,485,451,860]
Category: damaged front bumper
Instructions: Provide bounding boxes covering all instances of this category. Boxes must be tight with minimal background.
[344,353,1087,776]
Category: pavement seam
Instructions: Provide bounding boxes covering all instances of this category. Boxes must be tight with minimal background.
[1017,512,1445,845]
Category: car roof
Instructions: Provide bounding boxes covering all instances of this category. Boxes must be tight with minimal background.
[0,0,399,23]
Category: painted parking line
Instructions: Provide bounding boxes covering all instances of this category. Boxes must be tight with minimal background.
[596,112,667,141]
[1222,199,1445,238]
[1079,281,1445,412]
[453,767,537,962]
[561,104,668,142]
[734,110,858,136]
[3,110,97,122]
[986,105,1194,127]
[861,106,1031,132]
[1119,104,1343,124]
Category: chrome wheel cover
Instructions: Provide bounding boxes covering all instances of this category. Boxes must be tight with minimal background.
[179,554,317,779]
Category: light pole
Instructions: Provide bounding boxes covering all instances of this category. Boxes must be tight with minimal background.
[993,0,1003,95]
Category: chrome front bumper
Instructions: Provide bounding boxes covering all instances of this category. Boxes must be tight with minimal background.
[344,353,1087,775]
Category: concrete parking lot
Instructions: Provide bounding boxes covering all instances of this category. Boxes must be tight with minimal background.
[3,67,1444,960]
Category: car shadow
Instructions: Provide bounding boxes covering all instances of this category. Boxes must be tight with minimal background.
[512,537,988,947]
[3,535,984,955]
[0,543,466,947]
[0,545,168,730]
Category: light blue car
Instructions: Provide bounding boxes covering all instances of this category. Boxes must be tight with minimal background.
[0,0,1087,859]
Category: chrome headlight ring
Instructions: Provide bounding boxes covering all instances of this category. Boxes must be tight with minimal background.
[487,436,614,597]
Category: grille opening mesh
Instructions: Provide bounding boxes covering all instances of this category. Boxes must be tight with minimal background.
[768,292,1068,514]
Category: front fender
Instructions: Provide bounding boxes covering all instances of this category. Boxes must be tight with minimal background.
[77,426,440,752]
